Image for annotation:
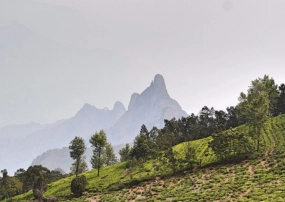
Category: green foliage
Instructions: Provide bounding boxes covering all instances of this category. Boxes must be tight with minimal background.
[104,143,117,166]
[183,142,196,171]
[119,143,131,162]
[0,174,22,200]
[163,148,180,174]
[209,128,253,162]
[33,177,47,199]
[89,130,107,176]
[12,165,66,197]
[238,75,272,151]
[130,125,158,162]
[70,175,87,197]
[275,83,285,115]
[69,137,86,177]
[19,165,49,193]
[70,157,88,175]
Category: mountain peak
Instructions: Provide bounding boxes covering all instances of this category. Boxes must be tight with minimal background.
[149,74,169,99]
[113,101,126,112]
[82,103,93,109]
[153,74,165,86]
[75,103,96,117]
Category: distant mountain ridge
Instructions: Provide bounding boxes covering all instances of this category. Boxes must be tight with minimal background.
[31,143,127,172]
[0,103,126,173]
[1,74,187,173]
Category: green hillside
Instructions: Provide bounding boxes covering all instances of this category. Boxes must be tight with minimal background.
[11,114,285,201]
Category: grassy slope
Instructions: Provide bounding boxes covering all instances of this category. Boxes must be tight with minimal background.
[12,114,285,201]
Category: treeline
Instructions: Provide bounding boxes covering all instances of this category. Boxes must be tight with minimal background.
[118,75,285,171]
[0,166,66,200]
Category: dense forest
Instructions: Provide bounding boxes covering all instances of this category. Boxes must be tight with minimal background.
[1,75,285,201]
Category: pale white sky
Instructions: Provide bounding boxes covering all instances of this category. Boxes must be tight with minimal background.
[1,0,285,127]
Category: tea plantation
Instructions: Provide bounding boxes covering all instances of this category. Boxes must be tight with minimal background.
[10,114,285,201]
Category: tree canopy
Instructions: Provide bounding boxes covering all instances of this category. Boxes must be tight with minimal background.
[69,137,86,177]
[89,130,107,176]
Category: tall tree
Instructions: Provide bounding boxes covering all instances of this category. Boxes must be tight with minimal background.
[70,157,88,175]
[238,76,270,151]
[163,148,180,174]
[119,143,131,162]
[245,75,278,115]
[183,142,196,171]
[89,130,107,176]
[226,106,245,128]
[104,143,117,166]
[198,106,216,138]
[69,137,86,177]
[257,75,279,115]
[130,125,158,162]
[275,84,285,115]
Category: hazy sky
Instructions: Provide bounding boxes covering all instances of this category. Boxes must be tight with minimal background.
[1,0,285,127]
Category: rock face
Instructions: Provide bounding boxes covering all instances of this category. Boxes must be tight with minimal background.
[107,74,188,144]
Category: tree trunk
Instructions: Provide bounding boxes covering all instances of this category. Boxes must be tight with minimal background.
[97,152,100,176]
[76,158,80,177]
[257,127,260,152]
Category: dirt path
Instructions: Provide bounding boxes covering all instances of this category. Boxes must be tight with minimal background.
[238,187,252,199]
[87,197,98,202]
[248,165,254,176]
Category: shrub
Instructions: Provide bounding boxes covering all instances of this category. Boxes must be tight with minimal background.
[71,175,88,197]
[33,177,47,200]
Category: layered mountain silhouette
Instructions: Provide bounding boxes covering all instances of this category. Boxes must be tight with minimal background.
[0,74,187,173]
[0,103,126,173]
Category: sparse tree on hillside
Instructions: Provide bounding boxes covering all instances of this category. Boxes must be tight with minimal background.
[89,130,107,176]
[104,143,117,166]
[119,143,131,162]
[130,125,155,162]
[257,75,279,115]
[70,156,88,175]
[69,136,86,177]
[238,76,271,151]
